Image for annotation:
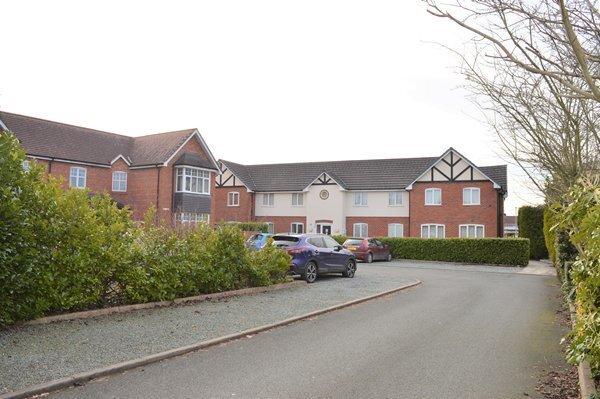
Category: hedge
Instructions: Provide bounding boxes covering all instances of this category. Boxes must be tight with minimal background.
[378,237,530,266]
[543,207,557,264]
[0,132,289,328]
[218,221,269,233]
[518,205,548,260]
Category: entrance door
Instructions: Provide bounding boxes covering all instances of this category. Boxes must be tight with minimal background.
[316,223,332,235]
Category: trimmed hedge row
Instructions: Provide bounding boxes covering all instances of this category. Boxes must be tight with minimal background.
[218,221,269,233]
[518,205,548,260]
[378,237,530,266]
[330,234,529,266]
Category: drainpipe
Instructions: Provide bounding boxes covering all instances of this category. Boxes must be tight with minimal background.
[156,165,161,221]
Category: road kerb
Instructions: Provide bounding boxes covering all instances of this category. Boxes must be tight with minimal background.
[0,279,422,399]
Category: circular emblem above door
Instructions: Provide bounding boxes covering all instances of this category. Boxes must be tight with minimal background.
[319,189,329,200]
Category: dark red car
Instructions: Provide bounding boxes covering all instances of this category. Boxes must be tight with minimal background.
[342,238,392,263]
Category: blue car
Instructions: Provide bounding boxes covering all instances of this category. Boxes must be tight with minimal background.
[246,233,274,250]
[273,234,357,283]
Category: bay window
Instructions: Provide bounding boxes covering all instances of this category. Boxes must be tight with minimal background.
[176,167,210,195]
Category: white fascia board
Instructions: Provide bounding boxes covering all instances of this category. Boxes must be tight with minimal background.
[301,172,346,192]
[28,155,112,168]
[110,154,131,166]
[163,130,219,170]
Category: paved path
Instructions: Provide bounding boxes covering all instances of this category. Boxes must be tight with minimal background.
[48,262,566,399]
[0,266,414,394]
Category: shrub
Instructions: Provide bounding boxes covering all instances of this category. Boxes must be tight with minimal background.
[543,207,557,264]
[377,237,530,266]
[218,221,269,233]
[518,205,548,259]
[331,235,348,245]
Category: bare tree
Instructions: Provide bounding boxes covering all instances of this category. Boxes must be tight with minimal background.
[425,0,600,199]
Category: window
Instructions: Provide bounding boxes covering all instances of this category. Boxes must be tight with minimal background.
[388,223,404,237]
[353,223,368,238]
[425,188,442,205]
[22,160,30,172]
[323,235,340,249]
[463,187,481,205]
[112,171,127,192]
[421,224,445,239]
[175,167,210,194]
[228,192,239,206]
[388,191,403,206]
[266,222,275,234]
[354,192,368,206]
[459,224,485,238]
[262,193,274,206]
[175,212,209,224]
[290,222,304,234]
[292,193,304,206]
[69,167,86,189]
[308,237,326,247]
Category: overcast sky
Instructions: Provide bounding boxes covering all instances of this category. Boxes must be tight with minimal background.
[0,0,542,213]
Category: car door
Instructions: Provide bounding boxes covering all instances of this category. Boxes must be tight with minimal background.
[323,235,347,271]
[373,239,386,260]
[367,239,380,260]
[307,237,331,271]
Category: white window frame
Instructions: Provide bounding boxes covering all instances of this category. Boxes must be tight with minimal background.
[388,191,403,206]
[176,212,210,224]
[69,167,87,189]
[111,171,127,192]
[262,193,275,206]
[175,166,211,195]
[459,224,485,238]
[388,223,404,237]
[421,224,445,239]
[353,223,368,238]
[463,187,481,205]
[291,193,304,206]
[290,222,304,234]
[424,188,442,206]
[227,191,240,207]
[22,160,31,172]
[354,192,368,207]
[266,222,275,234]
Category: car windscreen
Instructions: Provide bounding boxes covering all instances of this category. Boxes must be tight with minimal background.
[272,235,300,248]
[344,239,363,246]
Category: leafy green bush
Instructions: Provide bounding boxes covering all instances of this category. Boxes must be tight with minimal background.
[518,205,548,259]
[218,221,269,233]
[555,179,600,374]
[543,207,557,264]
[377,237,530,266]
[331,235,348,245]
[0,132,290,328]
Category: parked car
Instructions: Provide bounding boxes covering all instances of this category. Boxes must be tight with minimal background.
[342,238,392,263]
[272,234,357,283]
[246,233,273,250]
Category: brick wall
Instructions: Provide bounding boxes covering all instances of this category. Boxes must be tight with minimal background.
[211,185,255,223]
[28,134,215,223]
[345,216,410,237]
[409,181,501,237]
[254,216,307,234]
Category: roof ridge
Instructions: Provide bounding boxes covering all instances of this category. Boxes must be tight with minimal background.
[0,110,133,140]
[134,128,197,139]
[240,155,439,168]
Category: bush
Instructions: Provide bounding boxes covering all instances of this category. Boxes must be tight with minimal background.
[543,207,557,264]
[331,235,348,245]
[0,132,289,328]
[218,221,269,233]
[555,179,600,374]
[377,237,530,266]
[518,205,548,259]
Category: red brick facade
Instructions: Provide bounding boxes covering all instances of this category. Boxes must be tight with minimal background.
[409,181,500,237]
[211,185,255,223]
[255,216,308,234]
[31,135,215,222]
[345,217,410,237]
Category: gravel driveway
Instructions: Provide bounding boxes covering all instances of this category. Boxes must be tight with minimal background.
[0,265,415,394]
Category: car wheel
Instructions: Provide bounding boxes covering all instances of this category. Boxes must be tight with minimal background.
[366,253,373,264]
[387,253,392,262]
[304,261,318,283]
[343,259,356,278]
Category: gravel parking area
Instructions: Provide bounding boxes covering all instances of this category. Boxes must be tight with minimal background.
[0,265,415,394]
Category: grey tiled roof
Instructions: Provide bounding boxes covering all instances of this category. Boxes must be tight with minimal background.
[0,111,214,168]
[222,155,507,192]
